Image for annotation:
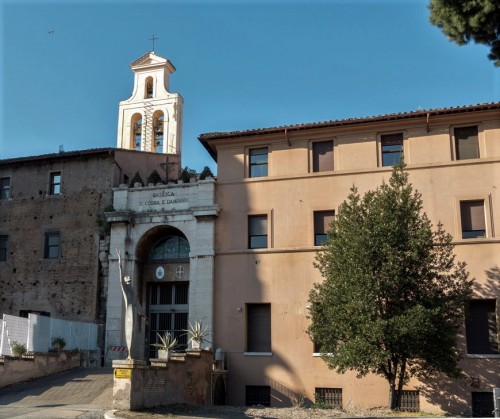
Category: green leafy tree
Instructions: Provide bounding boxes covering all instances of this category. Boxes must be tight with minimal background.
[429,0,500,66]
[199,166,214,180]
[129,171,144,187]
[308,163,472,410]
[179,166,196,183]
[147,169,162,185]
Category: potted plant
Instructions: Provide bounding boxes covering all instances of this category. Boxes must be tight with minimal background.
[52,337,66,352]
[11,341,27,357]
[185,321,210,350]
[151,332,177,360]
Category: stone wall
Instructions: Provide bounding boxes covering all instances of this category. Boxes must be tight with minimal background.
[113,350,218,410]
[0,350,81,388]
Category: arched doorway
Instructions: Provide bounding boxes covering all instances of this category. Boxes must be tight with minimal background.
[136,226,190,358]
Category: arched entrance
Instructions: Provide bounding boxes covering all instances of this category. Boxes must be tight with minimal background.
[136,226,190,358]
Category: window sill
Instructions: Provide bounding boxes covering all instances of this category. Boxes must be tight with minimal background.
[466,354,500,359]
[244,352,273,357]
[454,238,500,245]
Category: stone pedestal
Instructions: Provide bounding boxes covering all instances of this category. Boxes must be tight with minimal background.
[112,351,215,411]
[112,359,147,410]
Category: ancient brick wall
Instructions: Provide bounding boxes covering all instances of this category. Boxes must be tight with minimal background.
[0,153,116,323]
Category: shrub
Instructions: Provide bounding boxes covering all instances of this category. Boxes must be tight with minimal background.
[11,341,27,357]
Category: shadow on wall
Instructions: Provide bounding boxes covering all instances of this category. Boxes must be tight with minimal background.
[418,373,470,416]
[483,265,500,297]
[266,374,313,407]
[418,265,500,416]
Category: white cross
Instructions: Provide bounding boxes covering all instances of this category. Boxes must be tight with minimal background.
[175,266,185,279]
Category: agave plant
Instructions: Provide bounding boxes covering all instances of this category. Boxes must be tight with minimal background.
[185,321,210,349]
[150,332,177,351]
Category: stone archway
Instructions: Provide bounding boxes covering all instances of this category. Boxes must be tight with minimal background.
[135,225,191,358]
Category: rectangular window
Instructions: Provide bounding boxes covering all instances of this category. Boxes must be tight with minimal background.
[44,232,60,259]
[0,235,7,261]
[471,392,494,418]
[249,148,268,178]
[396,390,420,412]
[455,126,479,160]
[315,388,342,408]
[381,133,403,167]
[49,172,62,195]
[246,385,271,407]
[248,215,268,249]
[312,141,333,172]
[314,210,335,246]
[0,177,10,199]
[466,300,499,355]
[460,200,486,239]
[247,303,271,352]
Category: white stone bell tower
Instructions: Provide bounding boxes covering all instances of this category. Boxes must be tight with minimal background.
[117,52,183,155]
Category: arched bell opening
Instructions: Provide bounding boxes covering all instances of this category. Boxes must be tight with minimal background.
[135,226,190,359]
[153,111,165,154]
[145,76,154,99]
[130,113,143,151]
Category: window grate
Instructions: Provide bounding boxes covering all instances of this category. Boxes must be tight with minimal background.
[396,390,420,412]
[471,392,494,417]
[246,385,271,407]
[315,387,342,408]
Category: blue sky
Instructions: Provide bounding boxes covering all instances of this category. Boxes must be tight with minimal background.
[1,0,499,173]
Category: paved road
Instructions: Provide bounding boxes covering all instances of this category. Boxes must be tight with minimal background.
[0,367,113,419]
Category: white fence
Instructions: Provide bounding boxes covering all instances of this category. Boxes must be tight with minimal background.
[0,313,98,355]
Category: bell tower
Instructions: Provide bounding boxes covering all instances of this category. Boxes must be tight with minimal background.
[117,52,183,156]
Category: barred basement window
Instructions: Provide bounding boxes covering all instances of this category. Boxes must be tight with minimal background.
[315,387,342,408]
[246,385,271,406]
[396,390,420,412]
[471,392,494,418]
